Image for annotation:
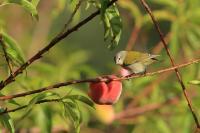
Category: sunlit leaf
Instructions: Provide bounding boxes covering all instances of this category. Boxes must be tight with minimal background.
[188,80,200,85]
[64,95,95,109]
[85,0,99,10]
[100,1,122,50]
[31,0,40,7]
[143,10,175,24]
[0,32,25,67]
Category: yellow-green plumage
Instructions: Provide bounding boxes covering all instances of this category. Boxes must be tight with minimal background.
[124,51,156,66]
[114,50,159,74]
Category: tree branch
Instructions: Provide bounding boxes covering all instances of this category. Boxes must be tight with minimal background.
[0,0,118,90]
[0,58,199,101]
[0,98,61,115]
[139,0,200,128]
[60,0,83,34]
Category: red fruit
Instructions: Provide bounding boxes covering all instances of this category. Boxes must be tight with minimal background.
[89,75,122,105]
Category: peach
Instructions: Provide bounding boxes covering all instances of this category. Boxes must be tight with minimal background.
[89,75,122,105]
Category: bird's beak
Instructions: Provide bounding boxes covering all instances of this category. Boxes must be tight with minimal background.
[114,56,117,64]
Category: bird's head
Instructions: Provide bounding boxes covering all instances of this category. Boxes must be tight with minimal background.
[114,51,127,65]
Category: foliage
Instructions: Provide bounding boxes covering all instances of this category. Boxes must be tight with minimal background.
[0,0,200,132]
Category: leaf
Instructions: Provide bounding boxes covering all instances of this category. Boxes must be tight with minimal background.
[65,95,95,109]
[170,22,179,55]
[85,0,99,10]
[63,100,82,133]
[143,10,175,24]
[0,31,25,67]
[0,108,15,133]
[31,0,40,7]
[186,29,200,49]
[100,1,122,50]
[150,0,177,8]
[22,92,59,118]
[2,0,38,19]
[188,80,200,85]
[37,106,52,133]
[156,118,171,133]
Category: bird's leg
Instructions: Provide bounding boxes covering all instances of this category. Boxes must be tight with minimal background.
[124,73,135,79]
[143,69,147,75]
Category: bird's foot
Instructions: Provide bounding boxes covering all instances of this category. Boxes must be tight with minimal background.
[124,73,135,80]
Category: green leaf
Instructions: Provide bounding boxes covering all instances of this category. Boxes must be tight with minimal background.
[0,108,15,133]
[63,100,82,133]
[156,118,171,133]
[65,95,95,109]
[37,106,52,133]
[186,29,200,49]
[2,0,38,19]
[150,0,177,8]
[22,92,59,118]
[0,31,25,67]
[31,0,40,7]
[170,22,179,55]
[143,10,175,24]
[100,2,122,50]
[188,80,200,85]
[85,0,99,10]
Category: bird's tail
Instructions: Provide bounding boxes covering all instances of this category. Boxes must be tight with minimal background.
[151,55,164,62]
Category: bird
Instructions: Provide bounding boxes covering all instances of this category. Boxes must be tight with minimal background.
[114,50,159,74]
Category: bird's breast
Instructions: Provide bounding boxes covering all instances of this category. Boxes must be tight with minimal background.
[123,63,146,74]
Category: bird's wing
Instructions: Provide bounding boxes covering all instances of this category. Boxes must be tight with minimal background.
[124,51,160,66]
[123,51,141,66]
[141,54,160,65]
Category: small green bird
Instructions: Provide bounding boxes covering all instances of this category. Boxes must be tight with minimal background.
[114,51,159,74]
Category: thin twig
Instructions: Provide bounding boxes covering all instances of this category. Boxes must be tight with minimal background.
[60,0,83,34]
[0,34,13,75]
[139,0,200,128]
[0,58,199,101]
[0,0,118,90]
[0,98,61,115]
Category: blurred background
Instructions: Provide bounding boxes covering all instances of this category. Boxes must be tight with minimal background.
[0,0,200,132]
